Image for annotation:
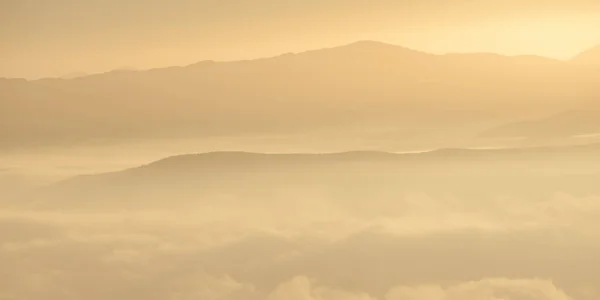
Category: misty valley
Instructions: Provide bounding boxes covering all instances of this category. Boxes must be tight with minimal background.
[2,40,600,300]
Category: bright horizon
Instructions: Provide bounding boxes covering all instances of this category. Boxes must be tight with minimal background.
[2,0,600,79]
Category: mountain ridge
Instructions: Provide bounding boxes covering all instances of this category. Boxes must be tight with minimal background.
[27,142,600,211]
[53,142,600,181]
[10,40,571,82]
[572,43,600,65]
[3,40,600,150]
[4,40,596,83]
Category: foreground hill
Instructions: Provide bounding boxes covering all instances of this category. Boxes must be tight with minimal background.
[29,143,600,210]
[2,41,599,149]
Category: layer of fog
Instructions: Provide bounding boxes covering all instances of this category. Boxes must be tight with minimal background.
[2,189,600,299]
[3,146,600,299]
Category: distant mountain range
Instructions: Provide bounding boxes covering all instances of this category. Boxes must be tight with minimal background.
[29,143,600,210]
[2,40,600,149]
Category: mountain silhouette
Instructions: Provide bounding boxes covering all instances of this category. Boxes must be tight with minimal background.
[29,144,600,210]
[482,109,600,139]
[60,72,89,79]
[2,41,599,149]
[572,43,600,65]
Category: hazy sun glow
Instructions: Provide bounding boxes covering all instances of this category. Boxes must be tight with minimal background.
[388,16,600,59]
[1,0,600,78]
[3,1,600,300]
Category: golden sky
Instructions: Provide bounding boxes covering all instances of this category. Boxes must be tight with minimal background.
[2,0,600,79]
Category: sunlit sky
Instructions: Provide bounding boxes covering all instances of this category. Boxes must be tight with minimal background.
[2,0,600,79]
